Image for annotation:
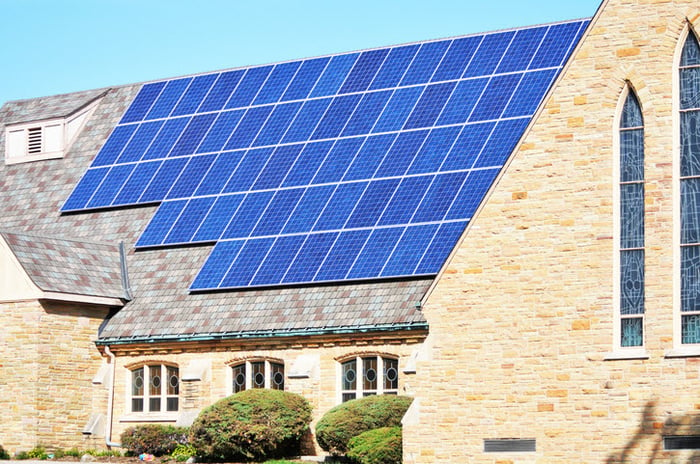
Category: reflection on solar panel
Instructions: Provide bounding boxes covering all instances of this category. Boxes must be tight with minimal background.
[62,19,589,291]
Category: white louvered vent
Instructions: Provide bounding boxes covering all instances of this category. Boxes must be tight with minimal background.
[27,127,42,154]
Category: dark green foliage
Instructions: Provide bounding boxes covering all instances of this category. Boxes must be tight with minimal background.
[120,424,189,456]
[315,395,412,454]
[0,445,9,460]
[347,427,402,464]
[189,389,313,462]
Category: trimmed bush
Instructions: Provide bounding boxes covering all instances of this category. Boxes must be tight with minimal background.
[189,389,313,462]
[121,424,189,456]
[0,445,9,460]
[315,395,412,455]
[347,427,402,464]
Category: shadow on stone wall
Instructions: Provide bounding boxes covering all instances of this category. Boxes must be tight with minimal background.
[606,400,700,463]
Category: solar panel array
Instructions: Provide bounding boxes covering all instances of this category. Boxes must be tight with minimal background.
[62,19,588,291]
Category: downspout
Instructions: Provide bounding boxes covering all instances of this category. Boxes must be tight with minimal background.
[105,243,129,448]
[104,346,123,448]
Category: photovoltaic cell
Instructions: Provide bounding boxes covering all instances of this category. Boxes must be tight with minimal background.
[62,18,590,290]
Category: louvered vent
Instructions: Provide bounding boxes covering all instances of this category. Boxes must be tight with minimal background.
[27,127,42,154]
[483,439,536,453]
[664,436,700,450]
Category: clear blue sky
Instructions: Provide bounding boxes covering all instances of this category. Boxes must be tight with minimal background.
[0,0,601,106]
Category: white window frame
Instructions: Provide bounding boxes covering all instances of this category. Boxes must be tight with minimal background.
[128,364,179,415]
[4,100,99,165]
[607,85,648,360]
[669,26,700,357]
[228,359,285,395]
[338,355,399,403]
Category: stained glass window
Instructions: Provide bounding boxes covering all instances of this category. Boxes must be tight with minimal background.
[340,356,399,402]
[230,360,285,392]
[619,90,644,347]
[130,365,179,413]
[681,32,700,344]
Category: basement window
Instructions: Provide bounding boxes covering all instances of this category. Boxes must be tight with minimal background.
[664,436,700,450]
[4,100,98,165]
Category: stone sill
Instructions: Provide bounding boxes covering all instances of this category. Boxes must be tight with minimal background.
[603,349,649,360]
[119,413,177,423]
[665,346,700,358]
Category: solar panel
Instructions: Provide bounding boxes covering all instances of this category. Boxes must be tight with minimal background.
[61,19,589,291]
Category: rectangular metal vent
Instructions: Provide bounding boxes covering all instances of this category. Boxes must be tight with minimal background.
[484,439,536,453]
[27,127,42,154]
[664,436,700,450]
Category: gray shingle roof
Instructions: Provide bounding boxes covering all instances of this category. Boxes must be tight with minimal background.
[1,231,127,300]
[0,86,429,343]
[0,88,108,125]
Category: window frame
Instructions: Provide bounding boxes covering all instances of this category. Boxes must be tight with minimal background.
[128,363,179,415]
[338,355,399,403]
[610,85,646,356]
[672,27,700,355]
[228,359,285,395]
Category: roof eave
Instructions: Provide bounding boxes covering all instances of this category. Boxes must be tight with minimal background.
[95,321,429,347]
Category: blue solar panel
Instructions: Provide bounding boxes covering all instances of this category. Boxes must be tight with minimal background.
[147,78,192,120]
[62,19,590,291]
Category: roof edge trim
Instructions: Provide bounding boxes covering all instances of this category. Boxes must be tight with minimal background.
[95,321,429,346]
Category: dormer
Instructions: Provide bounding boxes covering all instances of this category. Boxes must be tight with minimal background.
[5,101,98,164]
[3,89,106,165]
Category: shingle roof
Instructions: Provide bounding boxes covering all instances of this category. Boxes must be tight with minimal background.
[0,85,428,343]
[1,231,127,300]
[0,18,589,344]
[0,88,108,125]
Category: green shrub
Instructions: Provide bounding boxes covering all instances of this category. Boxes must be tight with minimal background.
[189,389,313,462]
[0,445,9,460]
[315,395,412,454]
[26,446,48,460]
[121,424,189,456]
[13,451,29,460]
[347,427,402,464]
[171,443,197,462]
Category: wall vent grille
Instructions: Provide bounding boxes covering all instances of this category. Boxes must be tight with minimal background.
[484,439,536,453]
[664,436,700,450]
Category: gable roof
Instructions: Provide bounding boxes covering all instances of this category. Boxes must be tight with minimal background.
[0,18,590,345]
[0,231,127,303]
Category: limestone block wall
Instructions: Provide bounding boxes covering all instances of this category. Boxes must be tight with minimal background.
[0,301,41,454]
[106,335,423,454]
[0,301,109,454]
[404,1,700,463]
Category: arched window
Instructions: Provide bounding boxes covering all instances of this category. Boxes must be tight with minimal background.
[680,31,700,344]
[230,360,284,394]
[619,90,645,347]
[340,355,399,402]
[130,364,179,413]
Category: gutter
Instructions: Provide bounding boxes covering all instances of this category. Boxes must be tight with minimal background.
[95,321,429,347]
[104,346,123,449]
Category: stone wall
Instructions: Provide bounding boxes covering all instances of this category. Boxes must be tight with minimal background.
[404,1,700,462]
[0,301,108,454]
[106,335,423,455]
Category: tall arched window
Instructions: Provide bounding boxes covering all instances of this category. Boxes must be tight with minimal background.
[680,31,700,344]
[619,90,645,347]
